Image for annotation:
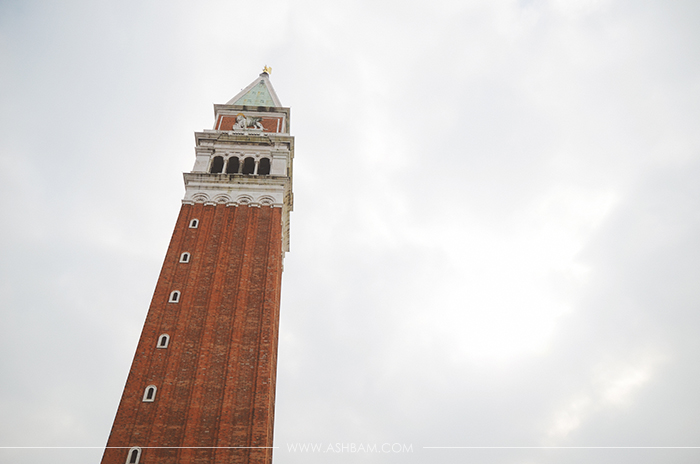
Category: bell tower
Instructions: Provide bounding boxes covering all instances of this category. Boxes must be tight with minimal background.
[101,69,293,464]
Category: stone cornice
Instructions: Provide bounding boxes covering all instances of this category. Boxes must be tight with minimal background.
[182,172,293,253]
[195,131,294,148]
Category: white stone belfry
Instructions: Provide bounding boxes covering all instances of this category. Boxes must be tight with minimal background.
[183,71,294,252]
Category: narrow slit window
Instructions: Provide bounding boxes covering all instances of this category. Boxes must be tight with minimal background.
[143,385,157,402]
[209,156,224,173]
[258,158,271,175]
[169,291,180,303]
[126,447,141,464]
[180,252,190,263]
[189,219,199,229]
[157,334,170,348]
[226,157,240,174]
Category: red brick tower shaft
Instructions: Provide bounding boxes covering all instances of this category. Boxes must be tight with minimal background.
[101,71,294,464]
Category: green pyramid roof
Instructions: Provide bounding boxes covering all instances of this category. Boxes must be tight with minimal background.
[226,72,282,107]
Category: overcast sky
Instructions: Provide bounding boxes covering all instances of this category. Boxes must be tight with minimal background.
[2,0,700,463]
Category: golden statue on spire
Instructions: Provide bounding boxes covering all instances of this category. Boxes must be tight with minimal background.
[263,65,272,75]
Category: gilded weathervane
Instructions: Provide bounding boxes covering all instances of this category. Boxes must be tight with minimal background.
[263,65,272,75]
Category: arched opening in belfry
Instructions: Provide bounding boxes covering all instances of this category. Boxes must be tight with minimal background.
[226,157,239,174]
[258,158,271,175]
[210,156,224,173]
[242,157,256,175]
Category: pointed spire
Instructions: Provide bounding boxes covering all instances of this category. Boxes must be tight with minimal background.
[226,67,282,107]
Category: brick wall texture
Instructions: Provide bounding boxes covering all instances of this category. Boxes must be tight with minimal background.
[101,203,284,464]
